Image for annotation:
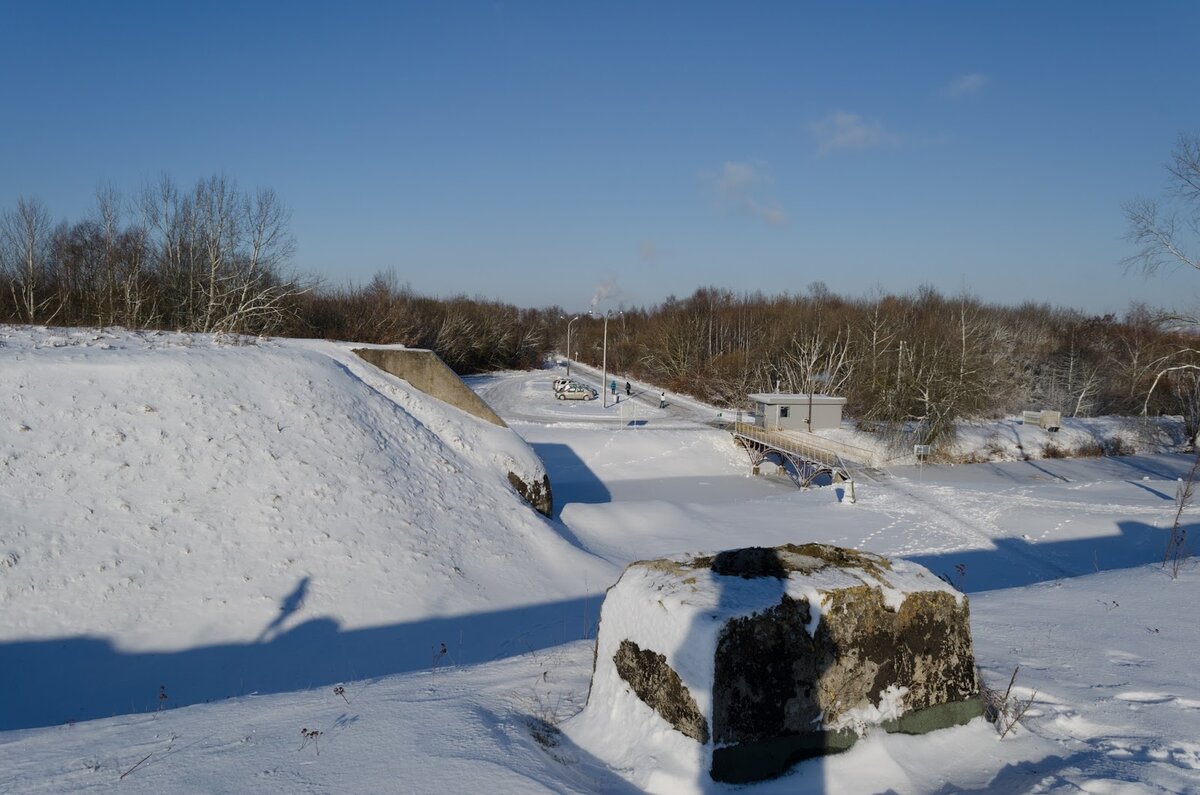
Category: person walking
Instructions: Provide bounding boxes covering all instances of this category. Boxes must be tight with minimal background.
[658,390,666,409]
[625,381,631,397]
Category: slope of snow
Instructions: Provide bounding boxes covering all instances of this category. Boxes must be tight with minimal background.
[0,326,614,730]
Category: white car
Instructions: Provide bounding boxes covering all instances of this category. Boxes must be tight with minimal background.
[553,377,574,392]
[556,384,598,400]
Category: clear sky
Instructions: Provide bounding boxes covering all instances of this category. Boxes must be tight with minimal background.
[3,1,1199,315]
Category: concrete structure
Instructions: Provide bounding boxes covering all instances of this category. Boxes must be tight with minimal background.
[353,347,552,517]
[749,393,847,432]
[581,543,982,784]
[353,347,507,428]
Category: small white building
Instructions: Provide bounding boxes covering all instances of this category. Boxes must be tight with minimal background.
[749,393,847,432]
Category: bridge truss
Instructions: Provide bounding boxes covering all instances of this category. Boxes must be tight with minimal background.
[730,422,853,489]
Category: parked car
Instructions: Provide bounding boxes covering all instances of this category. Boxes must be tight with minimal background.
[553,377,574,392]
[557,384,598,400]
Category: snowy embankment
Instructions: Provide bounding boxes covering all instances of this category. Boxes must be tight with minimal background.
[2,343,1199,793]
[0,326,613,731]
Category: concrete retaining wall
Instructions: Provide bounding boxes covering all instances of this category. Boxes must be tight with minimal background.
[352,348,507,428]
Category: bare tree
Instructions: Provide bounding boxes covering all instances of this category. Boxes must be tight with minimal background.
[135,174,304,336]
[1124,133,1200,282]
[777,322,856,399]
[211,185,303,336]
[138,174,195,327]
[95,183,122,325]
[0,196,59,323]
[1125,136,1200,418]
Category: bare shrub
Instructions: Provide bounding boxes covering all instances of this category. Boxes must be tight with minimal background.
[518,687,577,749]
[1042,441,1067,459]
[980,666,1037,739]
[1165,450,1199,578]
[1105,435,1135,456]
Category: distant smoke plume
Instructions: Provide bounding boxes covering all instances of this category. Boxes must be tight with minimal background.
[590,279,618,311]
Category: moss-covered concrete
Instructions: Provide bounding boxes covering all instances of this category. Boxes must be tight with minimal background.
[587,544,982,784]
[708,546,978,783]
[613,639,710,744]
[637,543,892,582]
[710,543,893,581]
[506,472,553,518]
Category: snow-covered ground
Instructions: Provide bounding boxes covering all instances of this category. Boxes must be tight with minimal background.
[2,328,1198,793]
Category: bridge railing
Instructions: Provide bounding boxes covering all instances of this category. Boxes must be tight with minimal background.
[731,422,878,468]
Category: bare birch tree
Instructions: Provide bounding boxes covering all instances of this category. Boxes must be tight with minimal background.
[1124,133,1200,282]
[0,196,58,323]
[1124,136,1200,420]
[136,175,304,335]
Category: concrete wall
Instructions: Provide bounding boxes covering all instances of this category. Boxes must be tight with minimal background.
[352,348,507,428]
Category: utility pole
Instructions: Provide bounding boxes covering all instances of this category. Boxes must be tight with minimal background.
[565,315,580,377]
[601,309,622,408]
[602,312,608,408]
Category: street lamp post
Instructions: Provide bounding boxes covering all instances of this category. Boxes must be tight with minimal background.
[564,315,580,377]
[601,310,622,408]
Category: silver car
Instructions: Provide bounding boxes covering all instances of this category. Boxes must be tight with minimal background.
[556,384,598,400]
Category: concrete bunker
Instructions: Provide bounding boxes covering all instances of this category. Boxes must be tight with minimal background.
[578,543,981,784]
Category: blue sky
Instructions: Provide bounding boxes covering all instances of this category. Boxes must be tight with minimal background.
[3,1,1199,315]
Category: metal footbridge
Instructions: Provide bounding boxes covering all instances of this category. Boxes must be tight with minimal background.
[729,422,880,489]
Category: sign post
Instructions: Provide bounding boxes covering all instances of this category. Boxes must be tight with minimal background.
[914,444,931,481]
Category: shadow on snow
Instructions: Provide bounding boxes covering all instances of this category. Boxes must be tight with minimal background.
[0,591,599,732]
[530,442,612,519]
[905,519,1195,594]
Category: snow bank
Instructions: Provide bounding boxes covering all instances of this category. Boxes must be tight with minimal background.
[0,326,614,729]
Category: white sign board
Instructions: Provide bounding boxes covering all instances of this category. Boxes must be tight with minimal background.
[913,444,931,456]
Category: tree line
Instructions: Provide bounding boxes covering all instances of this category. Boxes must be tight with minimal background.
[0,177,556,374]
[566,287,1200,444]
[0,176,303,336]
[4,173,1199,446]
